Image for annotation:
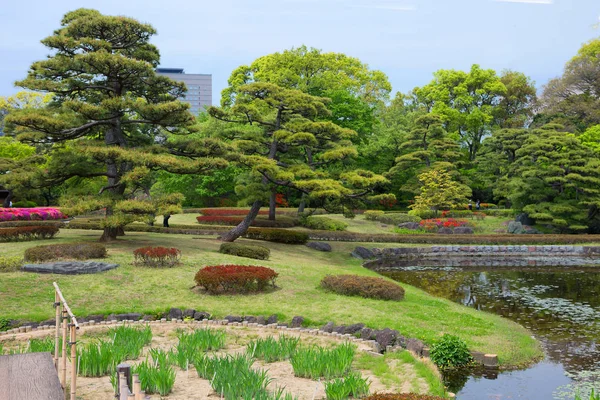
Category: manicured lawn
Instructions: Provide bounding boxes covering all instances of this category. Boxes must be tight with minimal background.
[0,229,543,368]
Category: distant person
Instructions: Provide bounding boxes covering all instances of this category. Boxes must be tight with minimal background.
[476,200,481,210]
[468,201,472,211]
[9,200,12,207]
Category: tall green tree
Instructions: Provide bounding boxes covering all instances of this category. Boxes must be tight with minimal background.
[495,70,537,129]
[410,169,472,215]
[210,82,389,241]
[6,8,227,240]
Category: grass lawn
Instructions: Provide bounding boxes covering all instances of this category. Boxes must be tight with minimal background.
[0,229,542,369]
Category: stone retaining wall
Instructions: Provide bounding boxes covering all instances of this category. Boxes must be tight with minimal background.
[373,245,600,258]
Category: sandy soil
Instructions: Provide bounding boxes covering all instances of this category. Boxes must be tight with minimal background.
[1,322,429,399]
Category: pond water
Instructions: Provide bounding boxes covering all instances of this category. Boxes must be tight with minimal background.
[377,260,600,399]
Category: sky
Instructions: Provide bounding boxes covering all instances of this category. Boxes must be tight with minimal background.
[0,0,599,104]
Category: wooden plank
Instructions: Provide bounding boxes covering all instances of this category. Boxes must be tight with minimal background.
[0,352,64,400]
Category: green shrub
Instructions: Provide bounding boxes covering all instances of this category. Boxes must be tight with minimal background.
[0,256,23,272]
[12,200,38,208]
[376,213,421,225]
[303,216,348,231]
[324,372,370,400]
[429,334,473,369]
[408,210,439,219]
[247,335,300,363]
[321,275,405,301]
[364,210,385,221]
[290,343,355,379]
[24,243,107,262]
[0,226,59,242]
[485,209,516,217]
[219,242,270,260]
[243,228,309,244]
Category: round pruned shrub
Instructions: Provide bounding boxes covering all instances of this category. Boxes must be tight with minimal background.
[133,246,181,267]
[243,228,309,244]
[24,243,106,262]
[364,210,385,221]
[429,334,473,369]
[321,275,405,301]
[194,265,278,294]
[302,216,348,231]
[363,394,446,400]
[219,242,270,260]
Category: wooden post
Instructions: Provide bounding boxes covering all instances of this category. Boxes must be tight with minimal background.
[54,291,60,370]
[61,308,68,387]
[133,374,142,400]
[70,324,77,400]
[117,363,131,399]
[127,395,135,400]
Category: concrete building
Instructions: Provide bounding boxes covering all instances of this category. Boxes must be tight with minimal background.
[155,68,212,114]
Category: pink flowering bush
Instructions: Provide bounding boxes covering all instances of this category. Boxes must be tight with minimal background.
[0,208,66,222]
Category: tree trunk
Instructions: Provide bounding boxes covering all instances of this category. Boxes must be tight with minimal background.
[298,193,307,215]
[2,190,13,208]
[163,214,171,228]
[220,200,262,242]
[100,227,119,242]
[269,189,276,220]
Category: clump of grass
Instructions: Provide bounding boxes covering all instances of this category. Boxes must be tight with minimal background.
[247,335,299,363]
[28,337,56,353]
[78,340,119,377]
[132,357,176,396]
[171,328,226,369]
[324,372,370,400]
[290,343,356,379]
[109,324,152,359]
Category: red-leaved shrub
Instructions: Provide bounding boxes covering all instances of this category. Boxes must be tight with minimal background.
[199,208,270,216]
[321,275,405,301]
[194,265,278,294]
[0,226,60,242]
[133,246,181,267]
[196,215,296,228]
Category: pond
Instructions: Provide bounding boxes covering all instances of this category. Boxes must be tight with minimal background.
[377,260,600,399]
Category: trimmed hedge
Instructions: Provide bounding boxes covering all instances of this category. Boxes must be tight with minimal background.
[0,220,65,228]
[243,228,309,244]
[364,210,385,221]
[219,243,270,260]
[196,215,297,228]
[363,395,446,400]
[376,213,421,225]
[321,275,405,301]
[485,209,516,217]
[302,216,348,231]
[0,226,59,242]
[194,265,278,294]
[133,246,181,267]
[24,243,107,262]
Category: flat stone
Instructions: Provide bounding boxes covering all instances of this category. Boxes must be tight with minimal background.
[351,246,375,260]
[22,261,118,275]
[306,242,332,252]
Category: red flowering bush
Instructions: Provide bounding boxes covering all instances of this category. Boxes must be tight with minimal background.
[419,218,472,232]
[0,207,66,222]
[133,246,181,267]
[194,265,278,294]
[275,193,289,207]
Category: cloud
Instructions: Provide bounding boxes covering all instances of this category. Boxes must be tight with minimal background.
[494,0,553,4]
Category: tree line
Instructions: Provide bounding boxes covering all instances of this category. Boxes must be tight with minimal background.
[1,8,599,241]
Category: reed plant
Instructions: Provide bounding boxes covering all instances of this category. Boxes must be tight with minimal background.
[291,343,356,380]
[109,324,152,359]
[171,328,226,369]
[28,337,56,353]
[132,357,176,396]
[247,335,299,363]
[78,340,120,377]
[324,372,370,400]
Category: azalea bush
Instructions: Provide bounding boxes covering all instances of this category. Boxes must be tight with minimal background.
[133,246,181,267]
[419,218,472,232]
[0,207,66,222]
[194,265,278,294]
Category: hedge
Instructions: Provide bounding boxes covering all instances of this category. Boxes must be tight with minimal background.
[133,246,181,267]
[0,220,66,228]
[219,243,270,260]
[196,215,297,228]
[24,243,107,262]
[321,275,405,301]
[0,226,60,242]
[364,211,385,221]
[302,216,348,231]
[243,228,309,244]
[194,265,278,293]
[376,213,421,225]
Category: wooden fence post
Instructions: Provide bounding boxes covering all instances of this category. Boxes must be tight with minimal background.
[61,308,68,387]
[133,374,142,400]
[54,292,60,370]
[117,363,131,400]
[69,324,77,400]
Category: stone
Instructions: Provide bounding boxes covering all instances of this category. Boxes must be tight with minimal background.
[107,314,117,321]
[142,315,155,321]
[306,242,332,252]
[244,316,257,323]
[114,313,141,321]
[406,338,425,356]
[395,335,407,348]
[168,308,183,320]
[291,316,304,328]
[523,225,542,234]
[225,315,243,323]
[483,354,499,368]
[375,328,398,350]
[437,227,454,235]
[454,227,474,235]
[507,221,525,234]
[267,314,278,324]
[85,314,105,323]
[321,322,334,333]
[516,213,535,226]
[360,328,374,340]
[351,246,375,260]
[333,325,346,334]
[193,311,210,321]
[183,309,196,319]
[22,261,118,275]
[398,222,420,230]
[256,316,267,325]
[344,323,365,335]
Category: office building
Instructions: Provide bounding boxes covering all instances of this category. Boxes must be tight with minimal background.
[155,68,212,114]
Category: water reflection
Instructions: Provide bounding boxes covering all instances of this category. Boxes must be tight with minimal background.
[375,260,600,399]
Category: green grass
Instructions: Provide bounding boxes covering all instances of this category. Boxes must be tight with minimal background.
[247,335,300,362]
[290,342,356,379]
[0,229,543,367]
[324,371,371,400]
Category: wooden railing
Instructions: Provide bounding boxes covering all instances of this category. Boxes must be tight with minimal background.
[53,282,79,400]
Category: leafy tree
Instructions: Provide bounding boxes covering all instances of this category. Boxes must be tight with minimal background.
[210,82,389,241]
[579,124,600,152]
[505,126,600,231]
[538,38,600,132]
[6,8,227,241]
[0,137,42,207]
[495,70,537,128]
[410,169,472,215]
[412,64,507,161]
[0,92,53,135]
